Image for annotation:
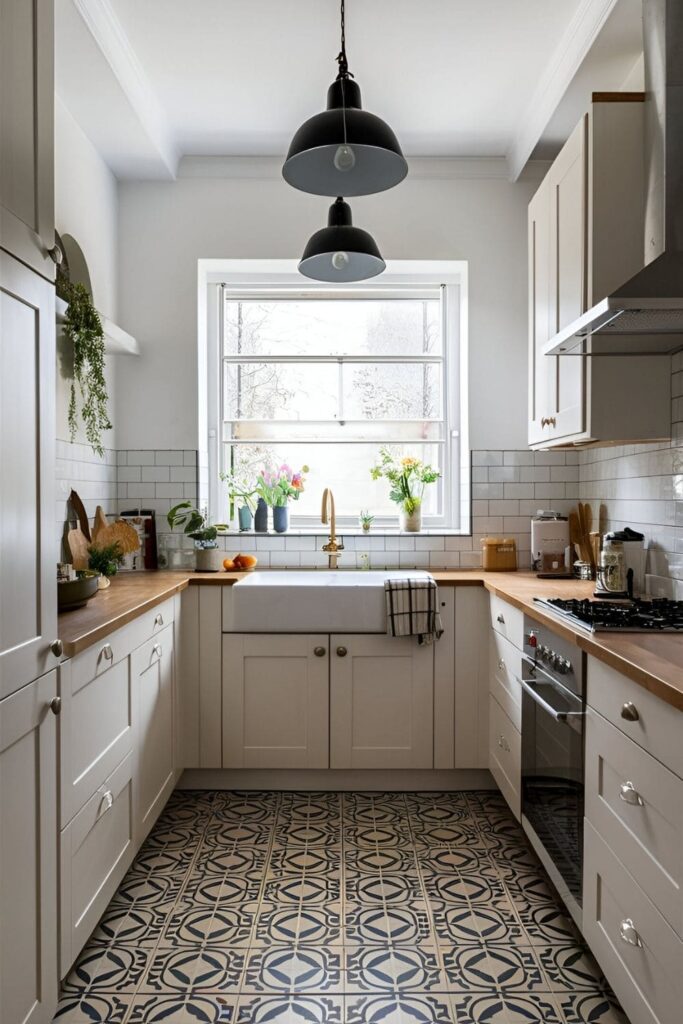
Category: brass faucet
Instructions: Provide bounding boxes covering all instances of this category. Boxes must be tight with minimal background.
[321,488,344,569]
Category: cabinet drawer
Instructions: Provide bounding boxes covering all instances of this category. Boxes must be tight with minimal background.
[489,594,524,650]
[489,693,521,820]
[60,656,134,828]
[587,656,683,777]
[585,708,683,937]
[60,751,135,977]
[489,631,522,730]
[583,820,682,1024]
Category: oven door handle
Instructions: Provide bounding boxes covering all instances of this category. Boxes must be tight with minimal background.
[516,675,584,722]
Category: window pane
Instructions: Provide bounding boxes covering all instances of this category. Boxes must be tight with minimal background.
[343,362,442,420]
[223,361,338,420]
[230,420,443,443]
[222,443,443,519]
[224,299,441,358]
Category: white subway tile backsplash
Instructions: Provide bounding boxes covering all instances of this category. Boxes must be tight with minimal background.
[141,466,171,483]
[155,450,184,466]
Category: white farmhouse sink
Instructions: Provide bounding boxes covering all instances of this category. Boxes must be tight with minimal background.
[230,570,431,632]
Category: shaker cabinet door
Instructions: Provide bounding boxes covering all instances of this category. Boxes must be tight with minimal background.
[0,671,58,1024]
[0,251,57,698]
[0,0,55,277]
[330,634,434,770]
[133,625,175,842]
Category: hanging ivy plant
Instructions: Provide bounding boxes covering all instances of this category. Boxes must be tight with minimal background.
[59,279,112,457]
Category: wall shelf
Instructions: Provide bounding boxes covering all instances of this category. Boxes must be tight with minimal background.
[56,297,140,356]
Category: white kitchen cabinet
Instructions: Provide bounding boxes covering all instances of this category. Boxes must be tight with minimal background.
[222,634,329,769]
[330,634,433,770]
[0,0,55,278]
[0,671,58,1024]
[0,251,57,699]
[528,95,670,448]
[179,586,222,768]
[133,624,175,842]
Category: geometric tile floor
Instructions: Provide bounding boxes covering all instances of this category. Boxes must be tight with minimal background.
[54,790,628,1023]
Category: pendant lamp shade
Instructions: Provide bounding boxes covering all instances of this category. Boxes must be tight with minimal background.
[283,79,408,197]
[298,198,385,282]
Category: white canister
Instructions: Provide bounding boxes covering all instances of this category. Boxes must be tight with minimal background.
[531,511,570,572]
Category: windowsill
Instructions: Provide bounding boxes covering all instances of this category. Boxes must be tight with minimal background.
[232,527,472,538]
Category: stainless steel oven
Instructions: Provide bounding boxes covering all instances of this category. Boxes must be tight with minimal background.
[520,616,585,927]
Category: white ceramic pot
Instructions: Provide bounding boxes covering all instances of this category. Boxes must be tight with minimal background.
[195,546,223,572]
[400,506,422,533]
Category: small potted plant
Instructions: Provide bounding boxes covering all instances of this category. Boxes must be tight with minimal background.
[167,502,228,572]
[359,510,374,533]
[88,541,124,589]
[220,472,257,532]
[370,448,440,533]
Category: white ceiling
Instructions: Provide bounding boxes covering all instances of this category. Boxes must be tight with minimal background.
[55,0,643,180]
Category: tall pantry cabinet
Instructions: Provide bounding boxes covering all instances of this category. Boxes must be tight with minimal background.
[0,2,60,1022]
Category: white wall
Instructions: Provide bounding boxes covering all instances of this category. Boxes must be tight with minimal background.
[54,97,119,448]
[116,160,542,452]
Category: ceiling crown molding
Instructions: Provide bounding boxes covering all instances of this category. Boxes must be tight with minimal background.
[507,0,619,181]
[72,0,178,176]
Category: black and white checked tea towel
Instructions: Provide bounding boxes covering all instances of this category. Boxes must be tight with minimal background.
[384,575,444,645]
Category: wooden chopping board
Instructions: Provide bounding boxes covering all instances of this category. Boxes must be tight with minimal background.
[66,489,91,570]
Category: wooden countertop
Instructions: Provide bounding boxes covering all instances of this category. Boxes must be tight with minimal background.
[58,569,683,710]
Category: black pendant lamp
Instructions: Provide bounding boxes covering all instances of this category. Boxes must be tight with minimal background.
[283,0,408,197]
[298,197,385,282]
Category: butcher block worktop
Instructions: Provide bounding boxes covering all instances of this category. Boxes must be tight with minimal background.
[57,569,683,710]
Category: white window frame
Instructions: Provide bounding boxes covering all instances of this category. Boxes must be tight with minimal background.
[202,259,469,533]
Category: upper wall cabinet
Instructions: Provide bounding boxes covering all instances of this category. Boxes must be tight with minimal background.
[0,0,55,279]
[528,96,671,449]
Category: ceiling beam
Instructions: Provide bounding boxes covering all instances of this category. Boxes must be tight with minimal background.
[506,0,620,181]
[71,0,178,177]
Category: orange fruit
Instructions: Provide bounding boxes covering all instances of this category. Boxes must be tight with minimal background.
[239,554,258,569]
[222,558,236,571]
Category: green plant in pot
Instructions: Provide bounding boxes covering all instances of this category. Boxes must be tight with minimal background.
[370,447,440,532]
[220,472,257,532]
[58,279,112,458]
[88,542,124,589]
[167,502,228,572]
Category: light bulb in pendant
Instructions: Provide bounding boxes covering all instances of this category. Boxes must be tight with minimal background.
[333,144,356,172]
[332,251,349,271]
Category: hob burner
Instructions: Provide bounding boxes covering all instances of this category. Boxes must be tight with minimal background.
[533,596,683,632]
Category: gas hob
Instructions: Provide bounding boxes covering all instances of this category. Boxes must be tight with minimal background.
[534,597,683,633]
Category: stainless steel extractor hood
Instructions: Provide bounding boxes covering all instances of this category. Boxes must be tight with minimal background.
[545,0,683,357]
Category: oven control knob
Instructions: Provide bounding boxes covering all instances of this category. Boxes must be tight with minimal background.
[539,645,548,660]
[557,658,571,674]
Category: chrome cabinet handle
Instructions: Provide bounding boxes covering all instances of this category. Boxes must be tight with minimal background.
[154,613,164,626]
[100,790,114,814]
[152,644,163,659]
[619,781,644,806]
[619,918,642,948]
[314,646,326,658]
[496,614,505,624]
[50,638,63,657]
[49,696,62,716]
[621,701,639,722]
[101,644,113,661]
[47,243,63,265]
[336,646,348,657]
[497,734,510,752]
[498,658,505,671]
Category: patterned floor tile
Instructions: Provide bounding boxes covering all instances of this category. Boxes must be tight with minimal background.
[343,825,413,849]
[452,992,563,1024]
[182,871,262,909]
[442,945,545,992]
[278,792,342,822]
[417,846,501,878]
[268,846,341,877]
[344,847,419,875]
[234,994,343,1022]
[62,946,151,995]
[424,873,507,905]
[211,793,279,822]
[242,946,343,993]
[201,821,273,847]
[192,845,268,877]
[344,946,444,992]
[272,822,341,849]
[253,901,343,947]
[345,873,424,905]
[263,874,340,905]
[161,900,256,948]
[409,822,483,848]
[89,904,175,949]
[346,992,455,1023]
[53,993,131,1022]
[140,946,245,993]
[140,823,203,852]
[344,901,434,946]
[431,899,526,946]
[558,993,630,1023]
[343,793,408,825]
[127,994,236,1022]
[518,903,584,946]
[537,945,612,994]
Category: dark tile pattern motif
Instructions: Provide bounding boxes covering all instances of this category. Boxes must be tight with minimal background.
[53,790,628,1023]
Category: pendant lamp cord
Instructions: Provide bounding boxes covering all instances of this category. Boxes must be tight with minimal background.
[336,0,353,147]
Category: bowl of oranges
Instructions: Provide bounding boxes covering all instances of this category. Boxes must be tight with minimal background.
[223,554,258,572]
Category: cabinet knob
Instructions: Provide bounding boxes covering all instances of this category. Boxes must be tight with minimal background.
[152,644,163,659]
[619,781,644,807]
[154,613,164,627]
[101,643,114,662]
[496,614,505,624]
[620,701,639,722]
[619,918,642,948]
[313,646,326,658]
[50,638,63,657]
[49,696,62,716]
[498,658,505,671]
[336,646,348,657]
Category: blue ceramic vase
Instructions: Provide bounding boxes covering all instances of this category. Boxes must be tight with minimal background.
[254,498,268,533]
[272,505,289,533]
